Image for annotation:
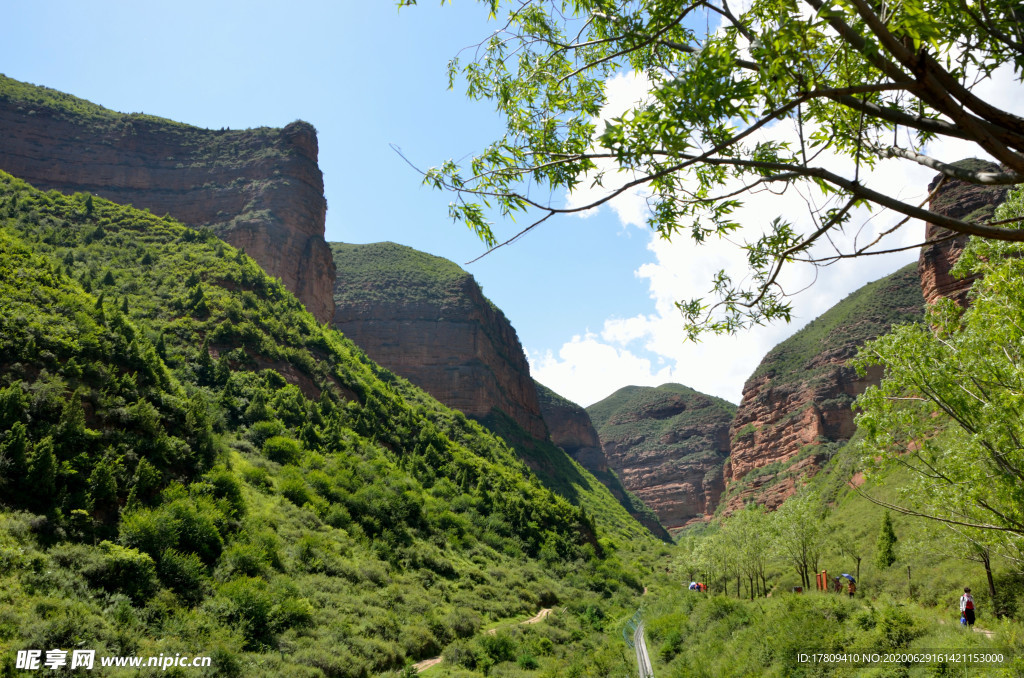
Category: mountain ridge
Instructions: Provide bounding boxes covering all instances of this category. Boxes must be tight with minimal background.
[0,73,335,323]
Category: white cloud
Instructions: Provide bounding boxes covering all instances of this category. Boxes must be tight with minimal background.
[530,333,675,406]
[531,63,1024,409]
[565,70,654,227]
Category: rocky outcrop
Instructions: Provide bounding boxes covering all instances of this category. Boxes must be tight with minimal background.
[726,264,924,510]
[0,75,334,323]
[587,384,736,530]
[331,242,548,440]
[918,159,1010,306]
[535,381,671,538]
[535,382,606,471]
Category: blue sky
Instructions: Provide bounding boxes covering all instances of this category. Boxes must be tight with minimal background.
[7,1,1003,406]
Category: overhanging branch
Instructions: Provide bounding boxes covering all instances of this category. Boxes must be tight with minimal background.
[875,146,1024,185]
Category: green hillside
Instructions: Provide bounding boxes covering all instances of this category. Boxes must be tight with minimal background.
[588,383,737,432]
[748,262,925,387]
[478,408,654,546]
[331,240,655,545]
[534,382,669,540]
[0,173,650,677]
[331,241,477,309]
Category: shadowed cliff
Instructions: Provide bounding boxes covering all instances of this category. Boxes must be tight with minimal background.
[0,74,335,323]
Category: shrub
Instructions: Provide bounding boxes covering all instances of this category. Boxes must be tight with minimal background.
[263,435,301,465]
[325,504,352,529]
[477,632,516,664]
[240,464,273,492]
[219,541,272,578]
[246,420,284,448]
[201,466,245,517]
[159,548,208,606]
[517,653,540,670]
[119,507,176,557]
[164,497,224,564]
[92,541,158,601]
[400,623,441,659]
[120,497,224,564]
[214,577,274,648]
[279,470,312,507]
[445,609,482,639]
[442,639,478,670]
[876,604,918,650]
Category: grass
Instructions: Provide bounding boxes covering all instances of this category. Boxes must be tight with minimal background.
[748,263,924,386]
[330,241,485,310]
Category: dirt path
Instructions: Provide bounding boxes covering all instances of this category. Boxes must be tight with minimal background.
[523,608,553,624]
[412,656,443,672]
[938,617,997,638]
[415,608,555,671]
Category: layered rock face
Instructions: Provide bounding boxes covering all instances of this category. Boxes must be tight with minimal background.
[918,160,1010,306]
[726,264,924,509]
[587,384,736,530]
[535,382,606,472]
[0,75,334,323]
[331,242,548,440]
[535,381,671,538]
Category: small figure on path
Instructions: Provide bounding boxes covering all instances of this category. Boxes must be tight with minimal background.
[960,587,975,627]
[847,579,856,598]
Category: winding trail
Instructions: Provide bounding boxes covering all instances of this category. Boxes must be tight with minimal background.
[412,608,555,673]
[411,657,443,672]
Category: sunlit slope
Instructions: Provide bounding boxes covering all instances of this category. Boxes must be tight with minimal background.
[0,173,644,676]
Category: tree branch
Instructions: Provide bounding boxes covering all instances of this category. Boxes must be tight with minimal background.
[874,145,1024,185]
[852,485,1023,534]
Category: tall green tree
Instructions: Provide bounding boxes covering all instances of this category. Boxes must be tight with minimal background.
[724,505,772,597]
[406,0,1024,336]
[856,187,1024,543]
[773,493,826,589]
[876,511,898,568]
[27,436,57,509]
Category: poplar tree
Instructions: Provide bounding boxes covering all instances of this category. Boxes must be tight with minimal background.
[876,511,898,568]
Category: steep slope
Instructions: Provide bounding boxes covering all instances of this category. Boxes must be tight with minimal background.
[587,384,736,531]
[0,173,648,676]
[0,74,334,322]
[917,159,1010,306]
[725,264,924,510]
[536,382,670,540]
[329,242,652,542]
[330,241,547,440]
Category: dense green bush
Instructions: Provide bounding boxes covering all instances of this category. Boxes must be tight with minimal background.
[0,170,653,676]
[263,435,301,464]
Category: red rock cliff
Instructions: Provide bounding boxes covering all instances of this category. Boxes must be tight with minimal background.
[330,242,548,441]
[535,382,606,471]
[918,160,1009,306]
[0,75,334,323]
[726,264,923,510]
[535,381,671,538]
[587,384,735,530]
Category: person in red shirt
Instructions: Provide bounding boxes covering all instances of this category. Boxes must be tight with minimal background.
[960,587,975,626]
